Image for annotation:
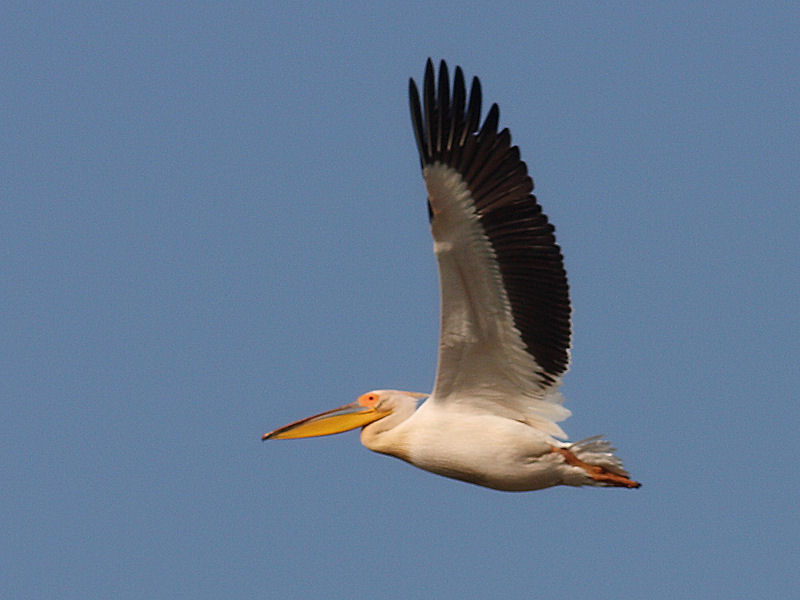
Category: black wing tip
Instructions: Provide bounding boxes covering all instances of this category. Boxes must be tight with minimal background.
[409,59,485,168]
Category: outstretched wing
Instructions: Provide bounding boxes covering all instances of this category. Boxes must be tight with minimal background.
[409,59,572,434]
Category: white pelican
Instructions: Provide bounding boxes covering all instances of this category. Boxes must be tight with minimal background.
[263,59,640,491]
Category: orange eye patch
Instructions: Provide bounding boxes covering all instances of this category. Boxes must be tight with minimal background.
[358,393,379,407]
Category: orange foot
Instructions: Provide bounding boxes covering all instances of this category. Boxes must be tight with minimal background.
[551,446,641,488]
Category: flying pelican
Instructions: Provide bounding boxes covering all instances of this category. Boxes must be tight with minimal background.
[263,59,640,491]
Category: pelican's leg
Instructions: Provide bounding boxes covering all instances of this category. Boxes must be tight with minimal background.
[550,447,641,488]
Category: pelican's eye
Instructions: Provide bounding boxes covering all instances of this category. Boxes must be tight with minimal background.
[358,393,380,408]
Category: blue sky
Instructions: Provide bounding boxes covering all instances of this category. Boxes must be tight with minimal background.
[3,2,798,598]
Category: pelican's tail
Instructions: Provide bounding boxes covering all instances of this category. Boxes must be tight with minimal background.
[557,436,641,488]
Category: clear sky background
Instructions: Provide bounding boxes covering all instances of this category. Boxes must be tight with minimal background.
[3,3,798,599]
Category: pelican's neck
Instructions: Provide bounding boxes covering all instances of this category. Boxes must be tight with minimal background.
[360,395,420,460]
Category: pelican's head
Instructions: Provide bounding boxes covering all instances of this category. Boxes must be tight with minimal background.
[262,390,427,441]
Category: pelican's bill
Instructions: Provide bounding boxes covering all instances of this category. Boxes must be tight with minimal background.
[262,400,390,440]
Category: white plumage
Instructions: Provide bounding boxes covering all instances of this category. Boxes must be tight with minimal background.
[263,60,640,492]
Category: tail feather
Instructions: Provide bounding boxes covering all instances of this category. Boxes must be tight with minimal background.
[568,435,634,480]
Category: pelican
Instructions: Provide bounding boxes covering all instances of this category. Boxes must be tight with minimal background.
[263,59,640,491]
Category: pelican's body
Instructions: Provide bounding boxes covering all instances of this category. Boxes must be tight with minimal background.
[263,60,640,491]
[362,395,566,491]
